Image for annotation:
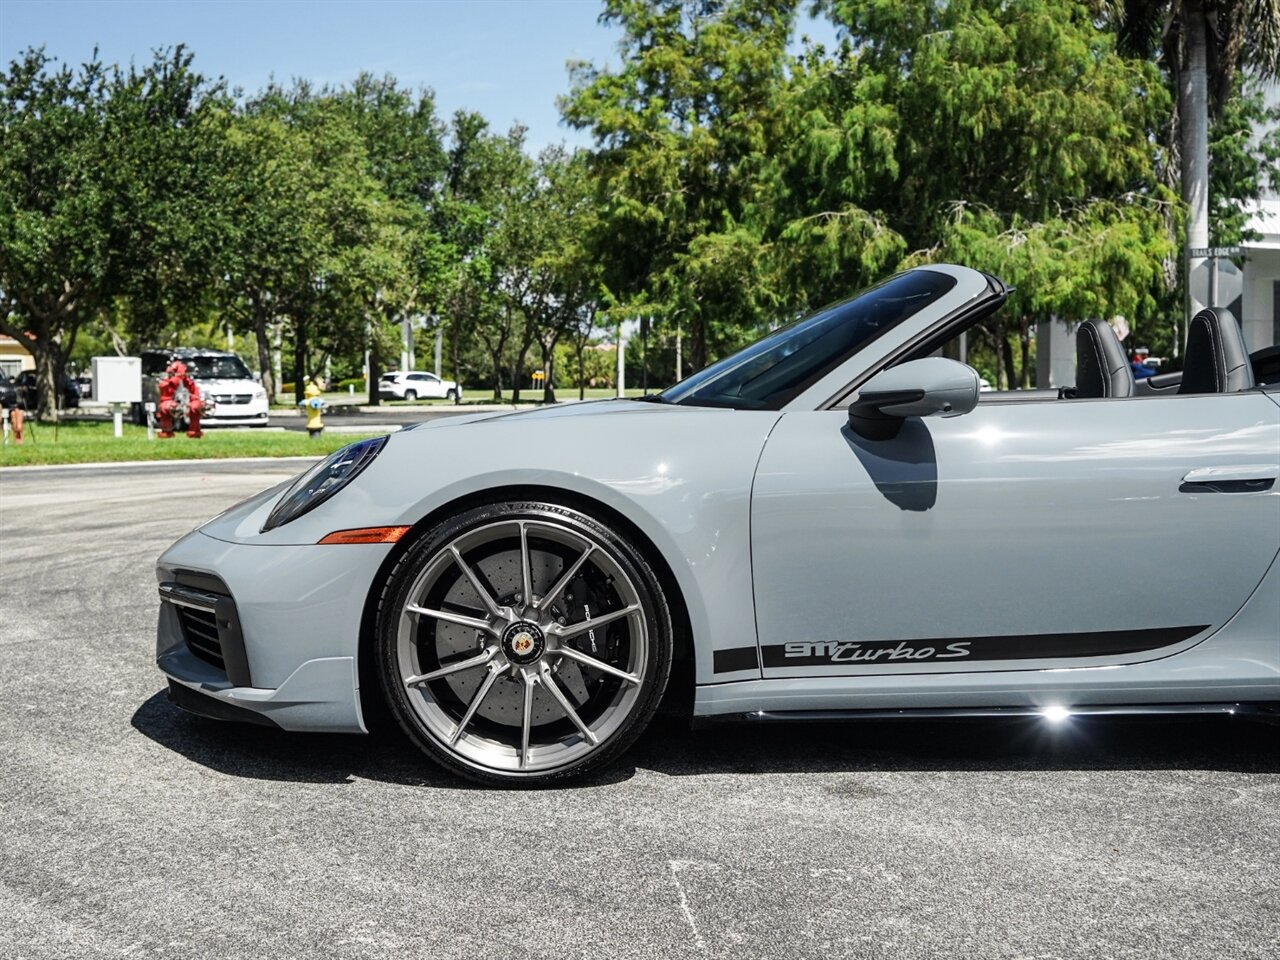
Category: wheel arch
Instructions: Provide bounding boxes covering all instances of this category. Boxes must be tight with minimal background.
[356,483,697,731]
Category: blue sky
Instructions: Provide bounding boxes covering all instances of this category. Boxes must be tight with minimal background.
[0,0,623,150]
[0,0,624,150]
[2,0,838,152]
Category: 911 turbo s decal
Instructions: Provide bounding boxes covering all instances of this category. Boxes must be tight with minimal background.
[709,625,1209,673]
[780,640,973,664]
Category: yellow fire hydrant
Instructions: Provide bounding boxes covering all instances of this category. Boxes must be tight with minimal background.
[300,381,326,437]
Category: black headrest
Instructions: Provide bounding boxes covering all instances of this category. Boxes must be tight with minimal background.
[1179,308,1254,394]
[1075,319,1134,399]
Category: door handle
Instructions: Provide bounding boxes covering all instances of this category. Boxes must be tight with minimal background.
[1180,464,1278,493]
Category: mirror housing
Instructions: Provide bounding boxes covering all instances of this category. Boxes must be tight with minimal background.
[848,357,980,440]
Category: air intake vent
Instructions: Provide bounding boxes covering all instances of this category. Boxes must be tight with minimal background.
[159,574,252,686]
[177,605,224,670]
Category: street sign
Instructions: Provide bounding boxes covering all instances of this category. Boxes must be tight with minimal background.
[1188,246,1243,258]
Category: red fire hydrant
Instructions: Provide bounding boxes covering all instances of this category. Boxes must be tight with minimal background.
[156,361,205,439]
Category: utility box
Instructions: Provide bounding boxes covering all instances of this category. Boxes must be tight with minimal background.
[92,356,142,404]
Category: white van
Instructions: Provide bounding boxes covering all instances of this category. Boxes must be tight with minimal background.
[135,348,270,427]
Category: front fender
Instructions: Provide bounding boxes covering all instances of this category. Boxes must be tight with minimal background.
[196,403,781,684]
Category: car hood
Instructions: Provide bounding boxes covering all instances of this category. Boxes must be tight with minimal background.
[196,378,260,391]
[409,398,673,428]
[199,398,781,545]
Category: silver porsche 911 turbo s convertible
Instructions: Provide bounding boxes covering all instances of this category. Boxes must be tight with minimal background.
[155,264,1280,784]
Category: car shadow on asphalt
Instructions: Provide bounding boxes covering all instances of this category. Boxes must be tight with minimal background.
[131,689,1280,790]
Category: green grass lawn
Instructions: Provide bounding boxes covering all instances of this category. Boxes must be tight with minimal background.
[0,420,385,467]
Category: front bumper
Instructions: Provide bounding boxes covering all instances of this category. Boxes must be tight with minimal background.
[202,393,271,426]
[202,410,270,426]
[155,528,395,733]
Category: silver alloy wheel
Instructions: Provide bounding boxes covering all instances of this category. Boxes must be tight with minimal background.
[394,518,649,777]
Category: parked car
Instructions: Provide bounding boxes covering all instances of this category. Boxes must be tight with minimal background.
[0,369,18,410]
[155,265,1280,786]
[135,348,269,427]
[378,371,459,402]
[13,370,80,411]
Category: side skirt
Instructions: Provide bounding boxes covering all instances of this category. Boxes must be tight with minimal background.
[691,702,1280,727]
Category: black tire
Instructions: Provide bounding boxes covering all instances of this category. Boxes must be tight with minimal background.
[404,389,417,402]
[446,388,459,402]
[375,500,673,786]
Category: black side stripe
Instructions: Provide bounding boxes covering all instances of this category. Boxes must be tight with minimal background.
[759,625,1209,669]
[713,646,760,674]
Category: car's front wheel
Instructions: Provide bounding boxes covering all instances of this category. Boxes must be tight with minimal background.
[446,387,459,402]
[404,389,417,402]
[376,500,673,785]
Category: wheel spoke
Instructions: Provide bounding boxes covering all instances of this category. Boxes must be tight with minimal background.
[404,645,497,686]
[535,544,595,612]
[552,604,639,640]
[519,671,537,769]
[449,545,503,619]
[553,645,641,685]
[539,662,599,745]
[449,662,504,745]
[518,521,533,605]
[406,604,497,635]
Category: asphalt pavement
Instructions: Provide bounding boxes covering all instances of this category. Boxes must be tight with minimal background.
[1,461,1277,960]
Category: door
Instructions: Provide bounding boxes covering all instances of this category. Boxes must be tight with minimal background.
[750,392,1280,678]
[410,373,444,398]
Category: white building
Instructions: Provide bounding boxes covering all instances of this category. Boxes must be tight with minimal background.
[1237,198,1280,352]
[1199,79,1279,354]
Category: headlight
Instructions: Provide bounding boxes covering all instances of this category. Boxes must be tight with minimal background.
[261,436,388,531]
[253,387,267,400]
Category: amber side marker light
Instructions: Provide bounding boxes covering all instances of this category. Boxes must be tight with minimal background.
[318,526,411,545]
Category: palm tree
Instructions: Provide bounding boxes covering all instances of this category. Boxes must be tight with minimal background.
[1111,0,1280,324]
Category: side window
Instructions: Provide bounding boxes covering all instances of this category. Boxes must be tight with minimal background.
[142,354,168,375]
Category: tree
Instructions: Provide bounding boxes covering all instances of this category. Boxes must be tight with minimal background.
[213,109,311,402]
[1111,0,1280,321]
[1207,78,1280,248]
[495,148,600,403]
[335,74,451,403]
[563,0,796,371]
[432,112,531,400]
[217,85,411,404]
[0,47,224,420]
[817,0,1176,384]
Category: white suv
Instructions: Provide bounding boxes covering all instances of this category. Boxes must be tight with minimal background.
[378,371,459,402]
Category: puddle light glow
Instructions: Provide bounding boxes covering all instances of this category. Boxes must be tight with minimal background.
[1040,705,1072,723]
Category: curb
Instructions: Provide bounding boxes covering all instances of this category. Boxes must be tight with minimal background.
[0,455,324,474]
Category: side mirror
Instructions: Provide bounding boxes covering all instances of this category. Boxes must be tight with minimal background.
[848,357,980,440]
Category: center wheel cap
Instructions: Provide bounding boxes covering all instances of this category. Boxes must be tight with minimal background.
[501,620,546,665]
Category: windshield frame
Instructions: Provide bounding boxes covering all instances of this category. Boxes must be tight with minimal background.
[657,270,959,411]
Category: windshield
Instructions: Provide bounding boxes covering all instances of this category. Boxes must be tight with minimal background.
[185,356,253,380]
[659,270,957,410]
